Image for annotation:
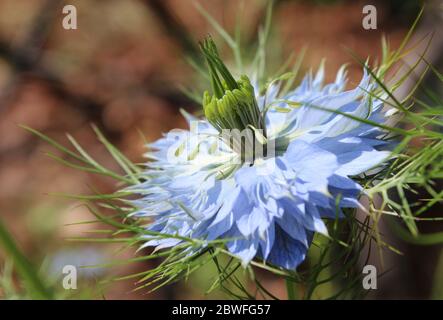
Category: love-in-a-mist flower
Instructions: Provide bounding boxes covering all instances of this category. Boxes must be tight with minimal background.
[128,38,391,270]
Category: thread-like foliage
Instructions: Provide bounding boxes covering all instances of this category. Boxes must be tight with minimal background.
[2,4,442,300]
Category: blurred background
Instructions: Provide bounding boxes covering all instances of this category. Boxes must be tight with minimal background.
[0,0,442,299]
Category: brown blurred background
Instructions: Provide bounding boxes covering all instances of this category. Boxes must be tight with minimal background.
[0,0,442,299]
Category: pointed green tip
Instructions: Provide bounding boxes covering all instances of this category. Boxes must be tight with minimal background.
[200,36,238,97]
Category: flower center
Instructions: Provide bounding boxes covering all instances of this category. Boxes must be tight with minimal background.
[200,37,268,165]
[200,37,266,134]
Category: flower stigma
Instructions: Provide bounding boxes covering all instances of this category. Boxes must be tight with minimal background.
[200,37,269,167]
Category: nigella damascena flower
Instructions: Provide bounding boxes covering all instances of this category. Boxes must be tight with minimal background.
[128,38,391,270]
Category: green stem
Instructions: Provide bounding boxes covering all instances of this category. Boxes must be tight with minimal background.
[285,278,296,300]
[0,218,53,299]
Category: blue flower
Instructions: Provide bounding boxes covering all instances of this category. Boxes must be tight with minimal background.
[128,40,391,270]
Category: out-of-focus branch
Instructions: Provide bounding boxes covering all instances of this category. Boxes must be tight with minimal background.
[20,0,63,63]
[0,0,120,139]
[141,0,199,58]
[0,38,119,139]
